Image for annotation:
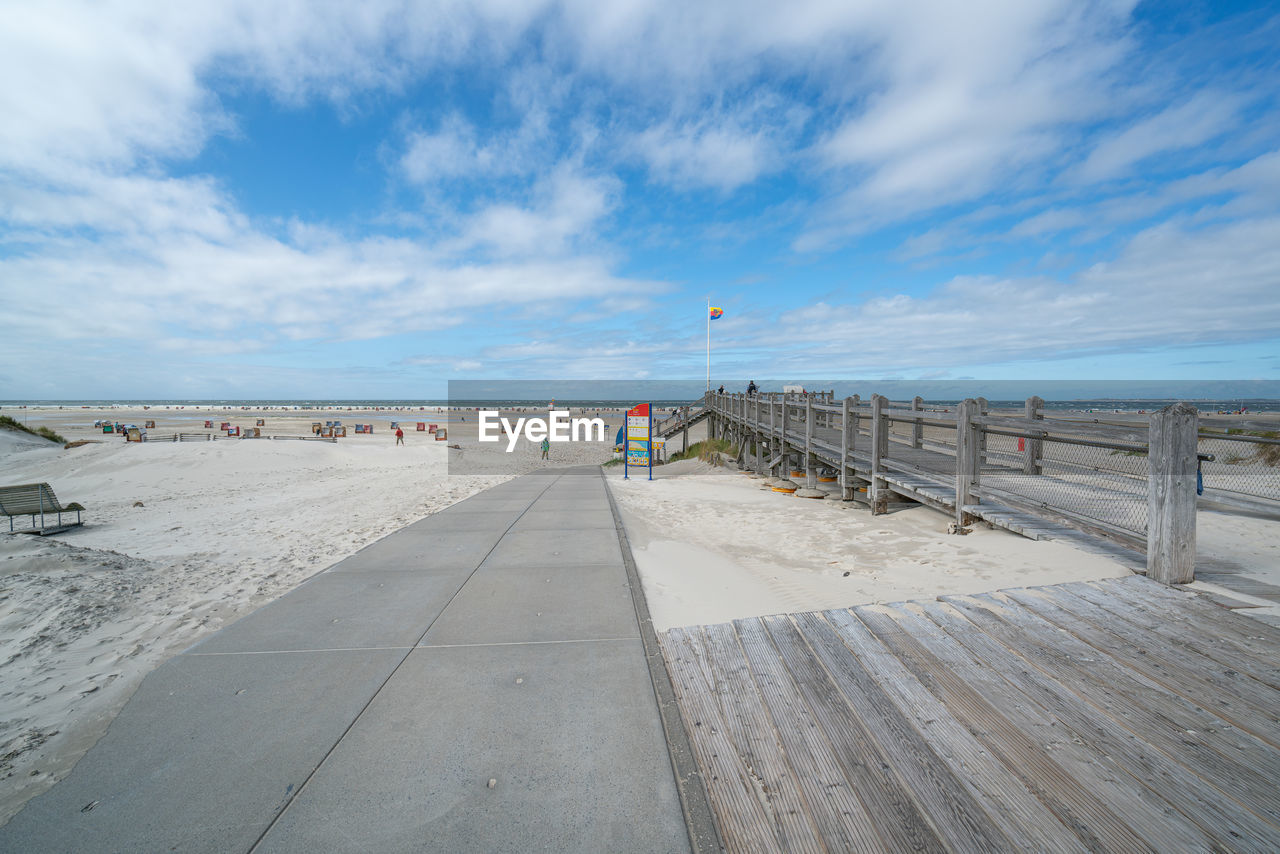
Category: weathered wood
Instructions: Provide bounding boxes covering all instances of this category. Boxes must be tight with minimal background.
[1024,395,1044,475]
[889,601,1232,852]
[698,624,826,853]
[910,396,924,449]
[792,612,1022,852]
[733,619,887,854]
[659,627,780,854]
[853,604,1159,853]
[804,395,815,488]
[821,609,1091,853]
[1147,402,1198,583]
[944,593,1280,824]
[1005,585,1280,747]
[914,598,1280,850]
[840,396,854,499]
[869,395,889,515]
[761,615,948,853]
[953,399,979,527]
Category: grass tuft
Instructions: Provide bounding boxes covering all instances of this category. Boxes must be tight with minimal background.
[670,438,738,465]
[0,415,66,444]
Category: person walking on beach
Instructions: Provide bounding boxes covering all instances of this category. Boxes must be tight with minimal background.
[540,436,550,460]
[395,426,404,446]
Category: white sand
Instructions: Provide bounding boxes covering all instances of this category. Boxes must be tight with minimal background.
[0,404,618,821]
[607,460,1138,630]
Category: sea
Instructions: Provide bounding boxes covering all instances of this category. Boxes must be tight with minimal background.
[3,398,1280,413]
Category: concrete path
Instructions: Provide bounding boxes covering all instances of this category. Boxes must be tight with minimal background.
[1,467,696,853]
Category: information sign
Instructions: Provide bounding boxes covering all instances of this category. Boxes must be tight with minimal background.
[624,403,652,480]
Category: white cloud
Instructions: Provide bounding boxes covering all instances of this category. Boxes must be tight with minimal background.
[770,216,1280,372]
[631,117,779,191]
[1075,91,1247,182]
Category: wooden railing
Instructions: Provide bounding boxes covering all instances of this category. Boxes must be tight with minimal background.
[659,391,1219,584]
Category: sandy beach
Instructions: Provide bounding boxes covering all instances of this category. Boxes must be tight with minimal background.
[0,403,617,821]
[3,402,1279,826]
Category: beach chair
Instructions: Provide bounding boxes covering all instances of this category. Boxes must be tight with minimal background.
[416,422,426,431]
[144,420,156,428]
[435,428,447,441]
[256,419,265,426]
[204,420,214,428]
[0,483,85,535]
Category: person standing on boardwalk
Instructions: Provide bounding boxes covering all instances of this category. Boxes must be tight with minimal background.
[540,436,550,459]
[395,426,404,446]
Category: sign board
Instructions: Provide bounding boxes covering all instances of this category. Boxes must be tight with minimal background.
[624,403,652,480]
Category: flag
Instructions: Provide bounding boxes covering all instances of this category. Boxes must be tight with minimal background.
[709,306,723,319]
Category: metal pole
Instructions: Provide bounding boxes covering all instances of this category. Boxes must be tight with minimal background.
[705,299,710,392]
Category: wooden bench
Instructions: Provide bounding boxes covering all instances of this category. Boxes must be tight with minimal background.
[0,483,84,535]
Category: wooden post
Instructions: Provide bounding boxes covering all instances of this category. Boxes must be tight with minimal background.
[805,394,815,487]
[954,398,979,528]
[841,396,854,499]
[870,394,889,514]
[682,405,689,454]
[1022,395,1043,475]
[910,395,923,449]
[1147,402,1198,584]
[781,392,789,470]
[976,396,989,465]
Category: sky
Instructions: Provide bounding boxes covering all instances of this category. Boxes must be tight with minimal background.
[1,0,1278,400]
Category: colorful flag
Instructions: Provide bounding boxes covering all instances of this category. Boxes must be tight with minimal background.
[709,306,723,319]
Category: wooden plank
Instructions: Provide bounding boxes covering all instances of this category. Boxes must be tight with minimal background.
[1197,573,1280,602]
[658,628,780,854]
[791,611,1016,852]
[697,624,825,854]
[1074,579,1280,682]
[1004,584,1280,749]
[944,593,1280,826]
[909,599,1280,851]
[1098,576,1280,679]
[759,615,948,853]
[732,619,887,854]
[852,604,1163,853]
[820,609,1091,853]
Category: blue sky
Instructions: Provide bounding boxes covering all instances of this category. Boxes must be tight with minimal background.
[2,0,1278,399]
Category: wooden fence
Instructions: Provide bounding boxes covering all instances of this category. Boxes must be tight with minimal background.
[656,392,1242,585]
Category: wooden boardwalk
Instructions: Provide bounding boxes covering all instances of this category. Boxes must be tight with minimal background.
[659,575,1280,853]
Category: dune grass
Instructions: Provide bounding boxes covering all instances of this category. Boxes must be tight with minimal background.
[670,438,738,465]
[0,415,66,444]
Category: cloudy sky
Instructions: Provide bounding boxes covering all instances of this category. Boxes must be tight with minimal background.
[2,1,1278,399]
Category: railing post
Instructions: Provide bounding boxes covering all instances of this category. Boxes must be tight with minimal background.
[781,393,789,470]
[976,396,989,465]
[910,396,923,449]
[1147,402,1198,584]
[870,394,889,514]
[805,394,815,487]
[841,396,854,499]
[682,405,689,454]
[954,398,979,528]
[747,394,757,473]
[1023,395,1043,475]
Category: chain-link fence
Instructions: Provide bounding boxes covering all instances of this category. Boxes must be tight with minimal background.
[978,430,1149,542]
[1197,428,1280,511]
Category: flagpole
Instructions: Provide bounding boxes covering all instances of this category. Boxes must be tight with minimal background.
[706,298,711,392]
